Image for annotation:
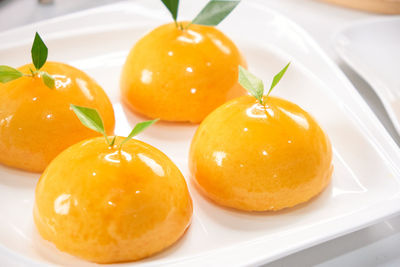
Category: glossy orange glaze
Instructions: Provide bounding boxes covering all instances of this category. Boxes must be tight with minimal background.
[0,62,115,172]
[34,136,193,263]
[121,22,247,123]
[189,96,333,211]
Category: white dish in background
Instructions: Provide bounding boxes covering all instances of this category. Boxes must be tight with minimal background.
[335,18,400,136]
[1,0,400,266]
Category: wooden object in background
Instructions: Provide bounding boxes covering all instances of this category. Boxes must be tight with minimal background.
[319,0,400,14]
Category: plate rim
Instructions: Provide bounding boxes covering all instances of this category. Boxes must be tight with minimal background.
[333,17,400,136]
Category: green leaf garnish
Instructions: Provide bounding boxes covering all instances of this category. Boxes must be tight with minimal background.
[119,119,159,149]
[41,72,55,89]
[1,32,57,88]
[267,62,290,97]
[110,136,117,147]
[238,62,290,105]
[238,66,264,104]
[192,0,240,26]
[0,65,23,83]
[31,32,48,70]
[70,104,111,145]
[161,0,179,22]
[70,105,157,149]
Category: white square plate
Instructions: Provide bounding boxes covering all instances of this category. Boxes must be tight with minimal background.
[335,18,400,136]
[1,1,400,266]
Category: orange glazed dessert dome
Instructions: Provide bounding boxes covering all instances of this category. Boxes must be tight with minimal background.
[0,33,114,172]
[34,107,193,263]
[189,64,333,211]
[120,0,246,123]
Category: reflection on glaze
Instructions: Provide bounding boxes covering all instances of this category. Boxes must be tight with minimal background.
[44,113,53,121]
[104,150,132,163]
[138,153,165,176]
[54,194,71,215]
[213,151,226,167]
[52,74,71,89]
[140,69,152,84]
[103,148,165,177]
[177,29,203,44]
[212,38,231,54]
[0,115,13,127]
[107,201,116,207]
[246,103,274,118]
[279,107,309,130]
[245,101,309,131]
[76,78,94,100]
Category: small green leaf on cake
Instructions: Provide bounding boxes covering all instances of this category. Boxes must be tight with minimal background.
[0,65,23,83]
[1,33,57,88]
[41,72,55,89]
[119,119,159,148]
[70,104,111,145]
[161,0,179,21]
[192,0,240,26]
[110,136,117,147]
[31,32,48,70]
[238,62,291,104]
[267,62,290,97]
[238,66,264,104]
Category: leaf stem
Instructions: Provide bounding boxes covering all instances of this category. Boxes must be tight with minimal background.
[23,70,38,78]
[110,136,117,147]
[184,21,192,30]
[174,20,184,30]
[103,133,111,146]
